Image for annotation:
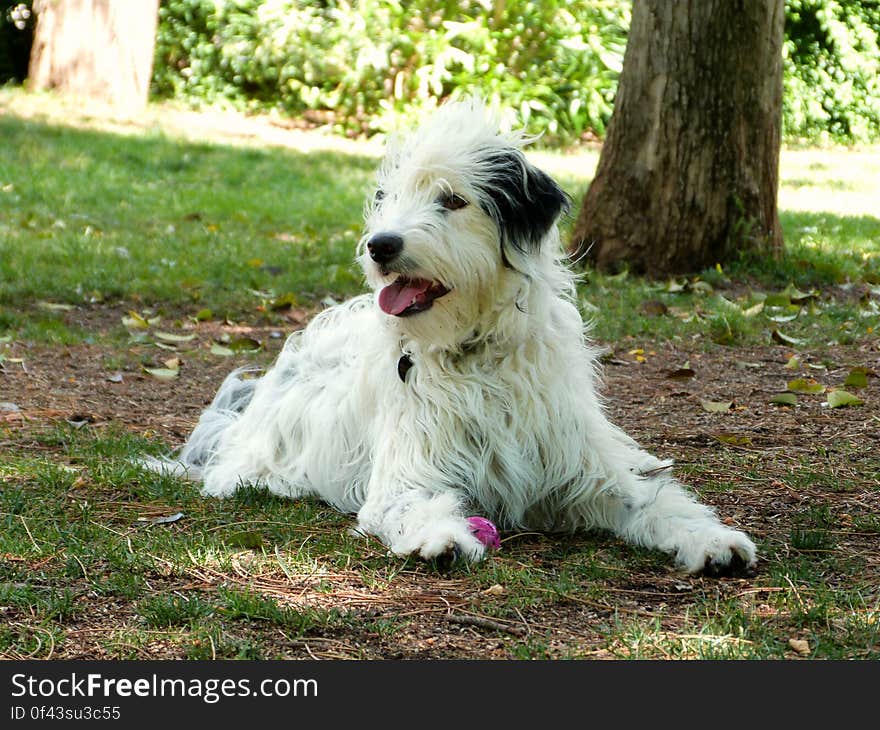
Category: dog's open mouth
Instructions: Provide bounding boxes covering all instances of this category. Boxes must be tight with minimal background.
[378,277,450,317]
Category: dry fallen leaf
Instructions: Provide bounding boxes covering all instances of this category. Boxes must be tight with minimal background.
[143,368,177,380]
[770,392,798,406]
[666,367,696,380]
[788,638,810,656]
[713,433,753,446]
[826,390,864,408]
[149,512,184,526]
[742,301,764,317]
[211,343,235,356]
[844,367,870,389]
[122,311,150,330]
[787,378,825,394]
[785,284,818,304]
[772,329,805,346]
[154,331,197,344]
[640,299,668,316]
[700,400,733,413]
[37,301,75,311]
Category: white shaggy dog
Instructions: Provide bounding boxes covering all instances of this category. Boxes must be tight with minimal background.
[157,100,756,575]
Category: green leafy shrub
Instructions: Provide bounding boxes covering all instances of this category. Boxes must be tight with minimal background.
[783,0,880,143]
[6,1,878,145]
[151,0,880,146]
[151,0,629,145]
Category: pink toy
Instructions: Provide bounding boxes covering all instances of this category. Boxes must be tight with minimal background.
[466,516,501,550]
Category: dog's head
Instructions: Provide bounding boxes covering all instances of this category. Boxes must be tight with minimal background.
[358,99,570,349]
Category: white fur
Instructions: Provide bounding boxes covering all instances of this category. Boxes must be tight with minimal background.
[151,99,757,574]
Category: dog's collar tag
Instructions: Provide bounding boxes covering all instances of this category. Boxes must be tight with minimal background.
[397,354,414,383]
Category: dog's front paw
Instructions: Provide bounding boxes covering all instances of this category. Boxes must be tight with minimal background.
[418,521,487,564]
[677,526,757,577]
[393,517,487,565]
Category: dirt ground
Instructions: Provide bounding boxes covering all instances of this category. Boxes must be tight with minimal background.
[2,303,879,659]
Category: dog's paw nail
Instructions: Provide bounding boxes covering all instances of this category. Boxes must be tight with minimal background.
[433,545,461,571]
[466,516,500,549]
[702,552,756,578]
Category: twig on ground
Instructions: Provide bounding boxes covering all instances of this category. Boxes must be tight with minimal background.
[499,531,545,544]
[70,553,89,582]
[513,606,531,637]
[19,515,41,551]
[446,612,526,636]
[783,574,808,613]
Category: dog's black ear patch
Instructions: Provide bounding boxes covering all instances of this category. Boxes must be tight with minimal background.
[478,151,570,263]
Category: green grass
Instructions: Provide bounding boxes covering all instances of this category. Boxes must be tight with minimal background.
[2,90,880,349]
[0,424,363,659]
[138,594,215,628]
[0,114,372,319]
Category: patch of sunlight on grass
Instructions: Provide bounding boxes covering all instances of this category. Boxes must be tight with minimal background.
[779,147,880,216]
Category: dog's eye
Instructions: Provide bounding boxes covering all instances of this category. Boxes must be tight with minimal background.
[373,189,385,205]
[439,193,468,211]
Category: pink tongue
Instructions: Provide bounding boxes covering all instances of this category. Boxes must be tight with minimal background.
[379,279,432,315]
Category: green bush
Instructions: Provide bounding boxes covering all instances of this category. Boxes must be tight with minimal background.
[151,0,629,145]
[151,0,880,146]
[5,1,878,145]
[783,0,880,143]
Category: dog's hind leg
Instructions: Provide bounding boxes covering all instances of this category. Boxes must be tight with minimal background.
[139,367,260,483]
[178,368,261,469]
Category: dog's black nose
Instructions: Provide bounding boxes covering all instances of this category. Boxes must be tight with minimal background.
[367,233,404,265]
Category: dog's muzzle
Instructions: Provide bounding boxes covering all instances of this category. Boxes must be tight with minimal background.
[368,232,450,317]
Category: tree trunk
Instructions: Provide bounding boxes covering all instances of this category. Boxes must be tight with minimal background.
[570,0,785,275]
[28,0,159,112]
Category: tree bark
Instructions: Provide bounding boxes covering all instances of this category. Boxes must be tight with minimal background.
[28,0,159,112]
[570,0,785,275]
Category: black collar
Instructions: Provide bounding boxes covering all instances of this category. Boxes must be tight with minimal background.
[397,354,414,383]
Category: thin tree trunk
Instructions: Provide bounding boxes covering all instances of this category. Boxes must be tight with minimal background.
[28,0,159,112]
[570,0,785,275]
